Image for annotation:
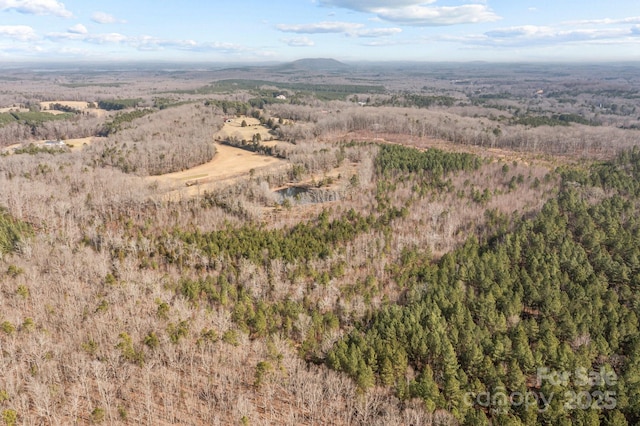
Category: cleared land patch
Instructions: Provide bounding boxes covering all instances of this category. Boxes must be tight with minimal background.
[215,115,277,142]
[62,136,97,151]
[150,115,288,195]
[39,101,90,110]
[154,142,284,186]
[39,100,108,117]
[0,107,29,113]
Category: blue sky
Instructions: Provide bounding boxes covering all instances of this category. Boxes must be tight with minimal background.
[1,0,639,62]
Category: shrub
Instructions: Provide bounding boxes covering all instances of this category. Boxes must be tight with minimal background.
[2,409,17,426]
[222,329,240,346]
[1,321,15,336]
[15,285,29,298]
[143,332,159,349]
[254,361,272,387]
[167,320,189,344]
[90,407,105,423]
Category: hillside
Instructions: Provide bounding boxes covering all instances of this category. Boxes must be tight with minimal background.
[0,63,640,425]
[277,58,350,72]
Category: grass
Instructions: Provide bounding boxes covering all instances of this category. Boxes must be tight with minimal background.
[179,173,209,181]
[0,113,17,127]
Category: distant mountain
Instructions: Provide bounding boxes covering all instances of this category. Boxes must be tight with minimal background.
[276,58,350,72]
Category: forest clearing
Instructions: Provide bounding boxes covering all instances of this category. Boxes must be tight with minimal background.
[153,143,287,192]
[151,115,288,196]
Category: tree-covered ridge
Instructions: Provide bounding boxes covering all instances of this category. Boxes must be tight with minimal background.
[0,111,75,128]
[98,109,154,136]
[190,79,386,98]
[378,93,458,109]
[588,147,640,197]
[375,144,481,177]
[513,113,597,127]
[86,103,218,176]
[97,99,143,111]
[168,208,402,266]
[327,151,640,425]
[0,208,31,255]
[163,145,478,268]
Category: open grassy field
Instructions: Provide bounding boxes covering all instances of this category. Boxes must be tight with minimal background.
[151,116,288,197]
[39,101,90,110]
[154,143,285,186]
[153,145,290,201]
[0,107,28,113]
[39,100,108,117]
[61,136,97,151]
[215,115,277,142]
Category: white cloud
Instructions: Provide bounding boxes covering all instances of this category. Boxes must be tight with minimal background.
[281,37,315,47]
[200,42,251,54]
[563,17,640,26]
[277,21,364,34]
[319,0,499,26]
[133,37,198,51]
[0,0,72,18]
[440,14,640,52]
[67,23,87,34]
[375,4,500,26]
[0,24,37,40]
[360,38,411,47]
[277,21,401,38]
[471,25,636,47]
[139,39,252,55]
[320,0,435,12]
[91,11,124,24]
[0,44,43,57]
[46,29,254,55]
[485,25,553,39]
[47,31,128,44]
[355,27,402,37]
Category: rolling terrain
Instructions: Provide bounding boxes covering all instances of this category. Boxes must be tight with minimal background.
[1,60,640,425]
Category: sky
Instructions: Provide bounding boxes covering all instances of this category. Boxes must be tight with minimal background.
[1,0,640,63]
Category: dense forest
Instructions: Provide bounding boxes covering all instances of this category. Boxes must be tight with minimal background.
[328,148,640,425]
[1,63,640,425]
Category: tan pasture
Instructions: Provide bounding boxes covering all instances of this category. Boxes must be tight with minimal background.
[40,101,90,110]
[154,143,284,187]
[0,107,29,113]
[150,116,290,198]
[39,101,108,117]
[215,116,277,142]
[156,116,288,184]
[62,136,99,151]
